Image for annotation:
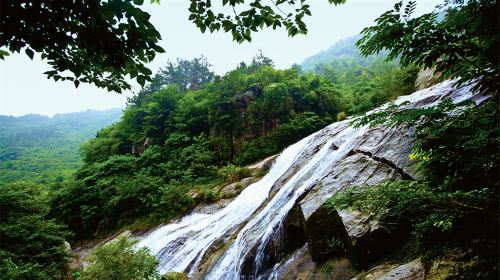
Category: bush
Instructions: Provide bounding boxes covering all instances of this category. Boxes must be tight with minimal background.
[336,111,346,121]
[80,236,160,280]
[218,164,252,183]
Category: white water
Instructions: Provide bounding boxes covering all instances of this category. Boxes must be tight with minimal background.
[138,80,478,279]
[205,126,367,279]
[138,130,317,274]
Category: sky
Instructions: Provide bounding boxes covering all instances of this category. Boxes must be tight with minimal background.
[0,0,440,117]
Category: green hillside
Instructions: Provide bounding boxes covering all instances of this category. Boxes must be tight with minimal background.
[300,35,390,73]
[0,109,122,185]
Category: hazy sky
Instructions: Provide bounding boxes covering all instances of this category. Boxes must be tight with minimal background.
[0,0,439,116]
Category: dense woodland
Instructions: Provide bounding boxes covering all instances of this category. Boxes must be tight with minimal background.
[0,0,498,279]
[0,109,122,185]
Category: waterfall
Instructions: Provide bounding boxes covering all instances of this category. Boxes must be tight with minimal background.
[138,80,478,279]
[138,129,318,274]
[205,126,367,279]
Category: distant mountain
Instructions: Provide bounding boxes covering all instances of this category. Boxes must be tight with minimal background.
[300,35,388,72]
[0,108,122,185]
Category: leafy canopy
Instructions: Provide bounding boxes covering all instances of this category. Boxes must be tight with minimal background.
[357,0,499,93]
[2,0,350,91]
[187,0,347,43]
[1,0,165,92]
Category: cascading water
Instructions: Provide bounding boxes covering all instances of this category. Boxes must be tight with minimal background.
[138,80,479,279]
[138,130,318,274]
[204,126,367,279]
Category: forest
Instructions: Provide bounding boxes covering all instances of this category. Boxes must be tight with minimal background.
[0,0,498,279]
[0,109,122,185]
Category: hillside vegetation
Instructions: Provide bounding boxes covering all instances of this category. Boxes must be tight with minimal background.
[300,35,390,73]
[0,109,122,185]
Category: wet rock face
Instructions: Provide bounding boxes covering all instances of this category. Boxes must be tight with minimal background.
[304,204,351,263]
[219,155,277,199]
[338,209,410,268]
[240,204,307,277]
[273,245,354,280]
[219,177,255,198]
[352,126,416,178]
[248,154,277,173]
[283,204,307,255]
[273,246,317,280]
[353,259,425,280]
[415,67,442,91]
[241,225,285,278]
[300,153,403,221]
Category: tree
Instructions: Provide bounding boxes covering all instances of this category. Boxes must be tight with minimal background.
[187,0,347,43]
[1,0,165,92]
[128,57,214,108]
[0,182,69,280]
[2,1,356,92]
[156,56,215,93]
[80,236,160,280]
[357,0,499,93]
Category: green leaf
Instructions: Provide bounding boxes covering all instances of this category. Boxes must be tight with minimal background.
[25,48,34,60]
[0,49,10,60]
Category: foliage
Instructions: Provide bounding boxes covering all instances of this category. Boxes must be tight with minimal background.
[158,56,215,93]
[187,0,347,43]
[128,56,215,108]
[0,109,122,185]
[299,36,419,115]
[0,182,69,280]
[357,0,499,93]
[50,163,194,238]
[218,165,252,183]
[410,100,499,191]
[80,236,160,280]
[1,0,164,92]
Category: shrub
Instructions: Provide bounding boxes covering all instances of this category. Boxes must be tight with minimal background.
[80,236,160,280]
[336,111,346,121]
[218,164,252,183]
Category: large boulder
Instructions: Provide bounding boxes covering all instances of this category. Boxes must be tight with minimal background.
[240,204,307,277]
[338,208,410,268]
[300,152,404,221]
[283,204,307,255]
[414,67,442,91]
[271,245,354,280]
[271,246,317,280]
[248,154,278,174]
[304,204,352,263]
[219,177,256,198]
[353,259,425,280]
